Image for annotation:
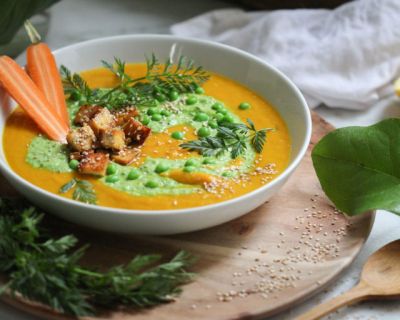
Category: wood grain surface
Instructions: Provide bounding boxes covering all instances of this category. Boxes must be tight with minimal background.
[0,112,374,319]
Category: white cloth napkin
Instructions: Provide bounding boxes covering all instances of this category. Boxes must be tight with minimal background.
[171,0,400,110]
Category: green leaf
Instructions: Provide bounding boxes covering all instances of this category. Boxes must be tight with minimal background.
[312,118,400,216]
[0,0,60,45]
[59,179,76,194]
[73,180,96,204]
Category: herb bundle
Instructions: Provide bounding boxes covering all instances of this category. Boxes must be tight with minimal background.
[0,198,194,316]
[181,119,274,158]
[61,55,210,110]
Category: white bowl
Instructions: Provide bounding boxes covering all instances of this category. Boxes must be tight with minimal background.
[0,35,311,235]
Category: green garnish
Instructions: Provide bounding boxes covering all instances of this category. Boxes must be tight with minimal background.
[59,178,97,204]
[0,198,194,316]
[171,131,184,140]
[68,159,79,170]
[61,54,210,111]
[181,119,274,158]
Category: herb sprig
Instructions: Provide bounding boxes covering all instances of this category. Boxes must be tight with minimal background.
[61,55,210,110]
[180,119,274,158]
[59,178,97,204]
[0,198,194,316]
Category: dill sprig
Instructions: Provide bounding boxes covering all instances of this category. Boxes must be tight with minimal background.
[0,198,194,317]
[59,178,97,204]
[138,54,210,93]
[61,54,210,110]
[60,65,93,100]
[180,119,274,159]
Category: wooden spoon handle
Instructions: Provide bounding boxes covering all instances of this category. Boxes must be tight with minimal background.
[296,283,371,320]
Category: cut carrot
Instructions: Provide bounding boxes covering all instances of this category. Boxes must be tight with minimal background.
[0,56,68,143]
[25,20,70,127]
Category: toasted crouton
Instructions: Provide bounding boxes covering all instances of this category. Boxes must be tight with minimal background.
[89,108,115,136]
[101,129,126,151]
[111,148,140,165]
[114,107,139,126]
[78,152,109,176]
[74,105,103,125]
[123,118,151,145]
[66,125,96,152]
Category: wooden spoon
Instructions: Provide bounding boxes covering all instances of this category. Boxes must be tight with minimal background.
[297,240,400,320]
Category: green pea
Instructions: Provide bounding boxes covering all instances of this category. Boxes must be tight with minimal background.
[183,165,196,173]
[195,87,205,94]
[106,175,119,183]
[203,158,216,165]
[127,169,140,180]
[106,163,118,175]
[186,96,198,105]
[152,114,162,121]
[211,102,224,112]
[147,108,160,116]
[171,131,184,140]
[218,109,228,115]
[141,116,150,125]
[239,102,251,110]
[208,120,218,129]
[155,163,170,174]
[197,127,211,137]
[145,180,158,188]
[169,90,179,101]
[155,93,167,102]
[161,110,171,116]
[221,114,235,123]
[185,159,198,167]
[69,159,79,170]
[194,112,209,122]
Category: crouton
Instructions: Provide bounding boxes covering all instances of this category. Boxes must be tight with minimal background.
[78,152,109,176]
[89,108,115,136]
[114,107,139,126]
[66,125,96,152]
[111,148,141,165]
[100,129,126,151]
[74,105,102,125]
[123,118,151,145]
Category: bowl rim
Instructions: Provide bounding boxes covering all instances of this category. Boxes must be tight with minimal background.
[1,34,312,216]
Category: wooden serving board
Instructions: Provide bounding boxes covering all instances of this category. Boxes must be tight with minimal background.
[0,113,374,320]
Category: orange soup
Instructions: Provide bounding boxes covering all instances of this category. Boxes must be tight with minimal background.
[3,63,290,210]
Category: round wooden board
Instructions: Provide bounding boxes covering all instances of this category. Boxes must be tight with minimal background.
[0,112,374,320]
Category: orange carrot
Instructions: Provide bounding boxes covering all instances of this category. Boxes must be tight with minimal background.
[0,56,68,143]
[25,20,70,127]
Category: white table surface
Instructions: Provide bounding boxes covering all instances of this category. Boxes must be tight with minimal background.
[2,0,400,319]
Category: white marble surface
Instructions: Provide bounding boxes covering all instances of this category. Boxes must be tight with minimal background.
[2,0,400,319]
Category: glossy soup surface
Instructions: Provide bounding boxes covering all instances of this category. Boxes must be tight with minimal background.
[3,64,291,210]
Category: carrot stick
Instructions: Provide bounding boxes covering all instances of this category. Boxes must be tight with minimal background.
[0,56,68,143]
[24,20,70,127]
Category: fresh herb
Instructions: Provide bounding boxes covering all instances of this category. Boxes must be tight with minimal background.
[102,57,131,87]
[61,55,210,110]
[0,198,194,316]
[59,178,97,204]
[60,65,93,102]
[312,118,400,216]
[181,119,273,158]
[139,54,209,93]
